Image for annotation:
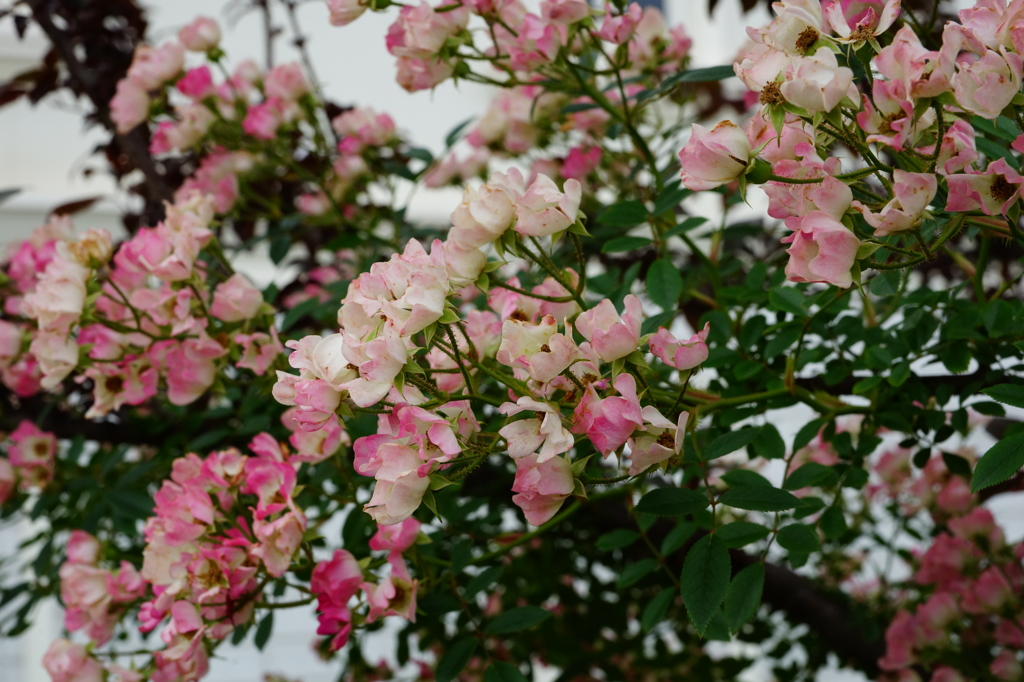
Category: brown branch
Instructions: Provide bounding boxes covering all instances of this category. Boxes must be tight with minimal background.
[25,0,173,211]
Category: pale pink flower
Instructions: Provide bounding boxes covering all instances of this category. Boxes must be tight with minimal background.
[508,14,563,71]
[148,334,228,406]
[340,325,409,408]
[211,273,264,322]
[328,0,369,26]
[856,79,920,150]
[252,508,306,576]
[780,47,858,112]
[853,170,937,236]
[541,0,590,25]
[511,453,574,525]
[395,57,453,92]
[81,359,159,419]
[991,650,1024,681]
[448,170,522,249]
[571,372,644,456]
[30,332,79,391]
[235,330,284,376]
[497,315,579,384]
[678,121,750,191]
[931,120,979,176]
[649,322,710,371]
[874,25,933,95]
[363,443,431,525]
[67,531,102,565]
[627,407,688,476]
[755,0,824,56]
[332,108,397,149]
[763,148,852,222]
[878,610,920,671]
[953,48,1023,119]
[781,211,860,288]
[597,3,642,45]
[179,16,221,51]
[60,562,116,644]
[562,146,602,181]
[127,42,185,90]
[22,245,89,335]
[264,63,309,100]
[284,411,349,463]
[370,518,421,553]
[746,113,814,163]
[361,554,418,622]
[945,159,1023,216]
[42,639,103,682]
[386,2,469,59]
[734,43,793,97]
[9,420,55,487]
[823,0,901,42]
[499,397,575,462]
[575,295,642,362]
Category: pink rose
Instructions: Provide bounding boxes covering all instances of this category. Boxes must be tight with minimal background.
[511,453,574,525]
[781,47,858,113]
[252,508,307,576]
[823,0,901,41]
[596,2,642,44]
[264,63,309,100]
[627,407,687,476]
[178,16,221,52]
[127,42,185,90]
[67,530,102,565]
[211,273,264,322]
[877,610,920,671]
[992,650,1024,681]
[395,56,453,92]
[328,0,369,25]
[856,79,918,150]
[513,174,581,237]
[575,294,642,362]
[363,443,431,525]
[386,2,469,59]
[42,639,103,682]
[562,146,601,181]
[176,66,215,99]
[497,315,579,383]
[311,549,363,650]
[541,0,590,25]
[780,211,860,288]
[853,170,937,236]
[370,518,421,553]
[932,120,979,176]
[498,397,575,462]
[571,373,644,456]
[678,121,750,191]
[649,322,710,371]
[945,159,1023,216]
[953,48,1023,120]
[110,78,150,134]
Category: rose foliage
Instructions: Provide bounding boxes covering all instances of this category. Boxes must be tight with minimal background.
[2,0,1024,681]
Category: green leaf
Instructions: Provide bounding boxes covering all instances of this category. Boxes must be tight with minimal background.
[970,401,1006,417]
[484,662,529,682]
[598,200,648,227]
[718,487,800,512]
[680,535,731,637]
[602,236,653,253]
[617,558,660,589]
[721,470,771,487]
[819,506,847,540]
[596,529,640,551]
[942,451,972,479]
[715,521,771,548]
[792,418,827,452]
[725,562,764,634]
[647,258,683,310]
[661,521,696,555]
[445,117,474,147]
[465,566,502,599]
[485,606,552,635]
[675,65,736,82]
[642,588,676,632]
[764,324,802,358]
[704,427,761,461]
[652,185,690,216]
[254,612,274,651]
[769,287,807,316]
[983,384,1024,409]
[634,488,710,516]
[784,462,836,490]
[776,523,820,553]
[663,217,707,238]
[971,432,1024,492]
[750,425,785,460]
[436,637,477,682]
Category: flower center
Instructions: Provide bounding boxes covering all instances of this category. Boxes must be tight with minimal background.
[104,375,125,394]
[795,27,819,54]
[540,344,551,353]
[759,81,785,106]
[656,431,675,449]
[991,175,1016,204]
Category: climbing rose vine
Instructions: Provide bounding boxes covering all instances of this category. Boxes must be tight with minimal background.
[1,0,1024,681]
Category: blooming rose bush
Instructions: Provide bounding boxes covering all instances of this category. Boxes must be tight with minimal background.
[2,1,1024,681]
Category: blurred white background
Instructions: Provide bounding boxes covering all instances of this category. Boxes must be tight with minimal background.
[0,1,1012,681]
